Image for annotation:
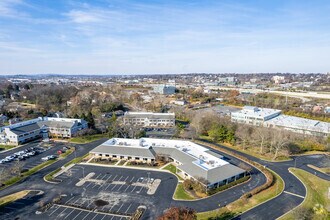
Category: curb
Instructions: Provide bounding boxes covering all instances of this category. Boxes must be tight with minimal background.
[275,168,308,220]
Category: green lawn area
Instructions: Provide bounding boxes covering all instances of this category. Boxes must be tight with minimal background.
[279,168,329,220]
[173,183,195,200]
[162,163,184,180]
[0,190,30,207]
[0,145,16,151]
[199,136,291,162]
[197,169,284,220]
[69,133,109,144]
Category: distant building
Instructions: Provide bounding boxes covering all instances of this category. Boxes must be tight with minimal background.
[231,106,329,137]
[231,106,282,126]
[171,100,187,106]
[90,138,246,190]
[272,75,286,84]
[154,85,176,95]
[123,112,175,128]
[218,77,237,85]
[324,107,330,114]
[0,117,88,145]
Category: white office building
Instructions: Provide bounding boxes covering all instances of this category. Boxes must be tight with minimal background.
[231,106,329,137]
[90,138,246,189]
[123,112,175,128]
[0,117,88,145]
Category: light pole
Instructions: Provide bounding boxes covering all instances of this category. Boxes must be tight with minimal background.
[76,166,85,179]
[294,157,298,169]
[147,172,151,188]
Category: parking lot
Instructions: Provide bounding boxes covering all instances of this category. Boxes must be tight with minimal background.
[0,191,44,219]
[0,141,67,171]
[35,165,177,219]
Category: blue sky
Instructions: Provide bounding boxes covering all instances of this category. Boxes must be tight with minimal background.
[0,0,329,74]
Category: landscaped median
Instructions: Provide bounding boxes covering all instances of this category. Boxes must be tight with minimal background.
[0,144,17,152]
[279,168,329,220]
[0,190,30,207]
[193,140,285,220]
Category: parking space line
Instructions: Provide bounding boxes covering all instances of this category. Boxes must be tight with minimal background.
[99,175,112,189]
[125,204,132,214]
[117,203,124,213]
[105,175,118,190]
[111,176,124,191]
[64,208,75,219]
[90,213,99,220]
[81,211,91,220]
[130,184,138,193]
[100,214,107,220]
[93,174,108,189]
[48,205,61,216]
[116,176,129,191]
[65,196,76,205]
[57,206,69,217]
[72,210,83,220]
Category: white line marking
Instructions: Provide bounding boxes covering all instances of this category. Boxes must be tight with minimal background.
[48,205,61,216]
[124,204,132,213]
[116,176,129,191]
[99,175,112,189]
[81,211,91,220]
[90,213,99,220]
[72,210,83,220]
[64,208,75,219]
[117,203,124,213]
[283,191,305,199]
[65,196,76,205]
[105,175,118,190]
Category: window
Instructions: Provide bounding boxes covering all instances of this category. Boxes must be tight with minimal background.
[135,157,140,160]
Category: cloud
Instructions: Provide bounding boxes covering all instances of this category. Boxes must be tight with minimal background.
[66,9,103,23]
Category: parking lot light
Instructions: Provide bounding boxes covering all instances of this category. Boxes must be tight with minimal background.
[76,166,85,179]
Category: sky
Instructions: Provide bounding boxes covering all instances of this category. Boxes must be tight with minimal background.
[0,0,330,75]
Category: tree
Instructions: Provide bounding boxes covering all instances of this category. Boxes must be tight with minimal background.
[86,112,95,129]
[157,207,197,220]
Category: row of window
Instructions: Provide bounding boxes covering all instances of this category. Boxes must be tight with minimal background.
[98,154,155,161]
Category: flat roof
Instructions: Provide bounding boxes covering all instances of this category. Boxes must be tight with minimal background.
[267,115,330,134]
[232,106,281,119]
[96,138,229,170]
[91,138,245,184]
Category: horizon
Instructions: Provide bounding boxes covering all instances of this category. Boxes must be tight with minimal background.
[1,0,330,74]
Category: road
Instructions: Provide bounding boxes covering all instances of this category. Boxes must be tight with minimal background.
[0,138,329,219]
[204,142,329,220]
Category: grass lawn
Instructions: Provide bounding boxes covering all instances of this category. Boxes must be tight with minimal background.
[162,164,184,180]
[199,136,291,162]
[279,168,329,220]
[307,164,330,175]
[0,190,30,207]
[69,133,109,144]
[0,144,16,151]
[197,169,284,220]
[173,183,195,200]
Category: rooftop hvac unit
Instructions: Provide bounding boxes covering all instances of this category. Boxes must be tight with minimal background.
[182,148,188,152]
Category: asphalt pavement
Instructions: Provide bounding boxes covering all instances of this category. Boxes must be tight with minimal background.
[0,137,328,220]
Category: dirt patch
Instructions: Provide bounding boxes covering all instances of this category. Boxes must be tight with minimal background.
[94,199,109,207]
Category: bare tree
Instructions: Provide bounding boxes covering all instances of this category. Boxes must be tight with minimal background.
[235,125,254,150]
